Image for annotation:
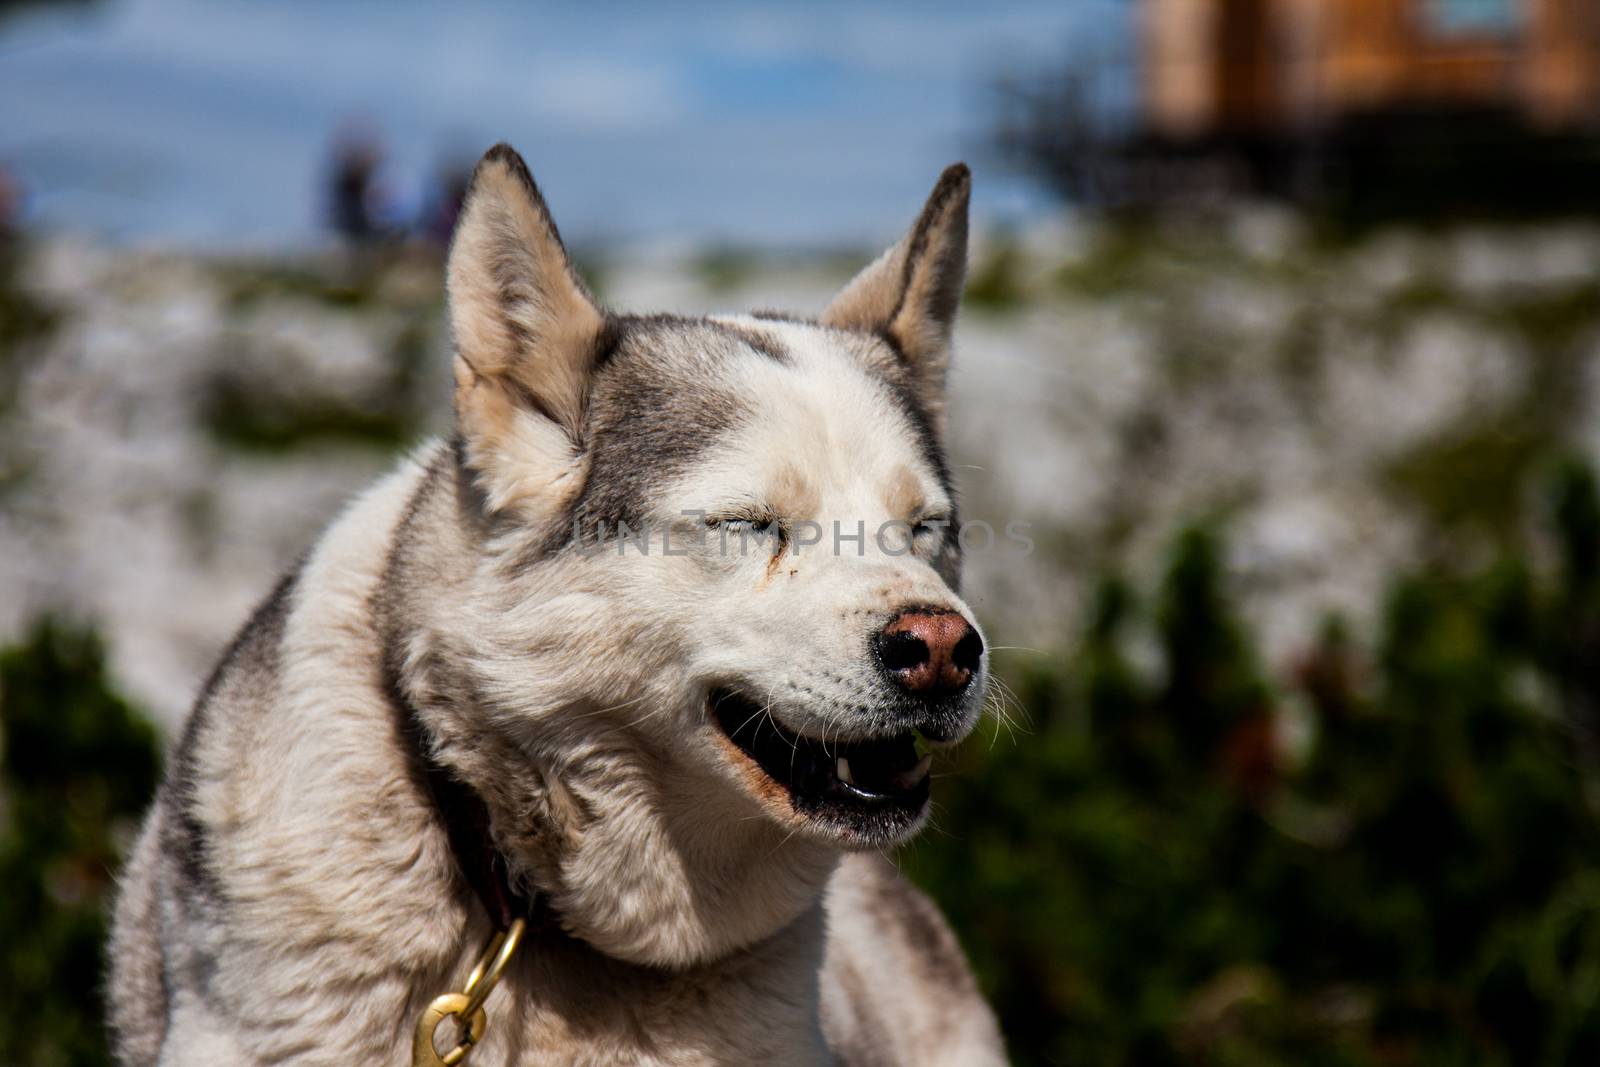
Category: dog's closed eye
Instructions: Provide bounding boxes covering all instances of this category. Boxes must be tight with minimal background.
[906,512,952,551]
[707,511,786,549]
[714,517,777,535]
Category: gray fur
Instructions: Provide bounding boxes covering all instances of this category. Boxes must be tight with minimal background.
[568,314,777,538]
[108,145,1004,1066]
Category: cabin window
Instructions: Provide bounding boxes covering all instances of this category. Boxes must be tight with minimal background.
[1425,0,1520,34]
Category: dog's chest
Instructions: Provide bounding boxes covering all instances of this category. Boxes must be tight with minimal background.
[458,937,832,1066]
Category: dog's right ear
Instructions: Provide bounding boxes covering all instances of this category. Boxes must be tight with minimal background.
[448,144,604,516]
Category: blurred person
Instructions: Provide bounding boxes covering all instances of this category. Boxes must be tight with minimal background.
[0,162,21,240]
[324,125,390,244]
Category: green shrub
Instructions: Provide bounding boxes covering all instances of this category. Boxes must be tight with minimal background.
[909,463,1600,1066]
[0,620,161,1067]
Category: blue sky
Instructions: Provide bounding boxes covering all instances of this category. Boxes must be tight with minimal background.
[0,0,1131,250]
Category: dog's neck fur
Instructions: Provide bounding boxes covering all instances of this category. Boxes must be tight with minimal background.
[374,449,842,971]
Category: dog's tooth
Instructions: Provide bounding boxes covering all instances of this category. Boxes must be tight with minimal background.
[836,756,853,784]
[893,754,932,790]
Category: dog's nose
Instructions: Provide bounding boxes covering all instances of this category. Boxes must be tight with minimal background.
[875,609,983,699]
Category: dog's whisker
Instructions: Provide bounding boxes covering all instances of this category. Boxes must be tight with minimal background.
[767,820,806,858]
[588,697,677,741]
[989,693,1027,748]
[730,702,774,738]
[983,675,1033,742]
[564,693,653,722]
[745,691,805,776]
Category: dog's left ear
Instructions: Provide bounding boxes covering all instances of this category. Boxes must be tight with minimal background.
[821,163,970,410]
[448,143,605,516]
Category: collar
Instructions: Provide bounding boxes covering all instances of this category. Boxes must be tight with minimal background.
[396,692,550,933]
[394,686,562,1066]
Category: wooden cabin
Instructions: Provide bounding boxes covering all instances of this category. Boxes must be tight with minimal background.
[1143,0,1600,138]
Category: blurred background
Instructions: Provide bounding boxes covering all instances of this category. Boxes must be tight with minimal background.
[3,0,1600,1064]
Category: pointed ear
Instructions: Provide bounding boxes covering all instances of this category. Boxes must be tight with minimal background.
[821,163,970,404]
[448,144,605,516]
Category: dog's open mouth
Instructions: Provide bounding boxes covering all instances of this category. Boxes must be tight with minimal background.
[709,689,932,832]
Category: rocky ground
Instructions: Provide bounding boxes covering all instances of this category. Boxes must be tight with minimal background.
[3,215,1598,729]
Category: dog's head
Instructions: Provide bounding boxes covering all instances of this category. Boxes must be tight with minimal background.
[429,144,985,959]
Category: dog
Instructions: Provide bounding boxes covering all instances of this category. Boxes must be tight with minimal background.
[108,143,1006,1066]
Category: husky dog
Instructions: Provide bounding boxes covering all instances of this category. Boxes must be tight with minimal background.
[108,144,1005,1066]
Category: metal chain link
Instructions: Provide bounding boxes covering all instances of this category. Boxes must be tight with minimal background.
[412,918,527,1067]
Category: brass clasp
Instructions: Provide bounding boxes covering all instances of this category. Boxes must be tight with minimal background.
[412,918,527,1067]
